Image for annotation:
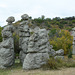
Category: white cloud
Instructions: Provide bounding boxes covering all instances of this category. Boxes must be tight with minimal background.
[0,4,7,8]
[0,0,75,26]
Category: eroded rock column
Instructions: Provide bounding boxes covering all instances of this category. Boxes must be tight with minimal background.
[72,27,75,55]
[0,16,15,69]
[19,14,30,63]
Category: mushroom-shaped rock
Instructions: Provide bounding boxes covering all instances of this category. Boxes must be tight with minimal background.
[21,14,29,20]
[6,16,15,24]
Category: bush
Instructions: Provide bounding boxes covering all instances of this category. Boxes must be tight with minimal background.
[49,29,73,55]
[42,57,58,69]
[68,50,72,58]
[42,57,75,70]
[0,26,3,42]
[72,20,75,23]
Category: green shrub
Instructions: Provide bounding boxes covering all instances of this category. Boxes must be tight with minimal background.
[68,50,72,58]
[42,57,75,70]
[42,57,63,69]
[49,29,73,55]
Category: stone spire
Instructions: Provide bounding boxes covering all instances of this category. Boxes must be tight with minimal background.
[19,14,30,63]
[0,16,15,69]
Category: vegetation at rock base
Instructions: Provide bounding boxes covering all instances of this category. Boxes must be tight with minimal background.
[0,26,3,42]
[1,57,75,75]
[42,57,75,70]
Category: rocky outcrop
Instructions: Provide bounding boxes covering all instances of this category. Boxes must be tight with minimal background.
[0,16,15,69]
[54,49,64,59]
[56,49,64,56]
[19,14,30,63]
[23,28,50,70]
[71,27,75,55]
[48,45,56,56]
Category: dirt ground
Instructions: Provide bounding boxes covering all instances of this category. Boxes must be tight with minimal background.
[9,68,75,75]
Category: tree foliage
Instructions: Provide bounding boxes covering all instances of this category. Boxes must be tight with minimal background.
[0,26,3,42]
[13,32,20,55]
[49,29,73,55]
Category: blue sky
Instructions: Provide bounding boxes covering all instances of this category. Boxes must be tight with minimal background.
[0,0,75,26]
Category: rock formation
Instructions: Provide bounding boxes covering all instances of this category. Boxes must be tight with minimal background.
[23,28,50,70]
[54,49,64,59]
[0,14,65,69]
[71,27,75,55]
[19,14,30,63]
[0,16,15,69]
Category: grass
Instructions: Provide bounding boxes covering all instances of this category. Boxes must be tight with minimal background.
[9,68,75,75]
[0,59,22,75]
[0,56,75,75]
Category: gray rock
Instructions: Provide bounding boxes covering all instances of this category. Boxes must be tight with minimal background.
[0,17,15,69]
[56,49,64,56]
[0,39,14,68]
[19,51,27,63]
[23,28,50,70]
[21,14,29,20]
[2,31,12,38]
[54,56,64,59]
[72,45,75,55]
[0,38,14,48]
[6,16,15,25]
[34,26,40,32]
[71,27,75,55]
[49,49,56,56]
[2,25,15,32]
[19,14,30,63]
[19,32,30,37]
[23,53,49,70]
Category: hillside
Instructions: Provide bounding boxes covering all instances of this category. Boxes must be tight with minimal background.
[13,16,75,31]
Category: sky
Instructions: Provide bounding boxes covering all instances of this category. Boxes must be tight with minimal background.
[0,0,75,26]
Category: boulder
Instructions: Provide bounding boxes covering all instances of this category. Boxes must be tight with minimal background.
[56,49,64,56]
[49,49,56,56]
[23,53,49,70]
[19,51,27,63]
[54,56,64,59]
[23,28,50,70]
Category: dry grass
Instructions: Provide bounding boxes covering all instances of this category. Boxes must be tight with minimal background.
[9,68,75,75]
[1,56,75,75]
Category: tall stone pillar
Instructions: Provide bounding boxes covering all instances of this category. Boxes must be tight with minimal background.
[0,16,15,69]
[19,14,30,63]
[72,27,75,55]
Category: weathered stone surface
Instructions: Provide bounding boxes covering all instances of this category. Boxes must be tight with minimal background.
[71,27,75,55]
[19,32,30,37]
[27,29,49,53]
[6,16,15,25]
[54,56,64,59]
[19,14,30,63]
[2,31,12,38]
[0,16,15,69]
[19,51,27,63]
[23,28,50,70]
[56,49,64,56]
[0,38,14,49]
[49,49,56,56]
[23,53,49,70]
[21,14,29,20]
